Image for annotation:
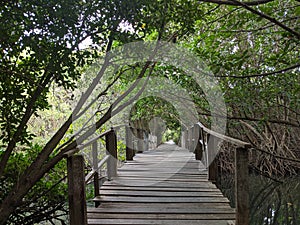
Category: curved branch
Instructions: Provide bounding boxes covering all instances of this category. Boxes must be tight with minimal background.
[199,0,274,6]
[216,63,300,78]
[229,0,300,39]
[198,111,300,128]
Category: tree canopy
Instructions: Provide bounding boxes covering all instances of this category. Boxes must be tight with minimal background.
[0,0,299,224]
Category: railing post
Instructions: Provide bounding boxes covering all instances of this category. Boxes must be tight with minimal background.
[180,130,185,148]
[93,171,100,207]
[185,129,189,150]
[235,147,249,225]
[194,125,202,160]
[144,130,149,151]
[106,129,118,180]
[207,134,218,183]
[67,155,87,225]
[126,126,134,161]
[200,128,206,159]
[188,128,193,151]
[92,142,100,207]
[189,126,195,152]
[137,128,144,153]
[92,141,98,172]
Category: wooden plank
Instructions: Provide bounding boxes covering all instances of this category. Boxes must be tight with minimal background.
[99,190,223,197]
[88,219,235,225]
[101,180,220,187]
[103,181,216,188]
[87,144,235,225]
[87,213,235,220]
[117,170,208,175]
[94,196,230,203]
[88,207,235,214]
[93,202,234,209]
[112,176,211,182]
[116,174,209,178]
[100,186,220,192]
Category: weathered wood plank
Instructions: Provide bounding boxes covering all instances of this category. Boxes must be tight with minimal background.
[100,186,220,192]
[91,202,234,209]
[99,189,224,197]
[103,181,216,188]
[87,213,235,220]
[88,219,234,225]
[87,144,234,225]
[112,176,211,182]
[88,207,235,214]
[94,196,230,203]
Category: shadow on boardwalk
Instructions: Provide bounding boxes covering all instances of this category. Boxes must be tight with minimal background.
[87,144,235,225]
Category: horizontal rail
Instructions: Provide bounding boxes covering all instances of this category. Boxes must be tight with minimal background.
[184,121,251,225]
[85,155,110,183]
[66,125,157,225]
[197,122,251,148]
[77,130,110,150]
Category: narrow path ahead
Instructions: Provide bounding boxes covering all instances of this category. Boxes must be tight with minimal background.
[87,144,235,225]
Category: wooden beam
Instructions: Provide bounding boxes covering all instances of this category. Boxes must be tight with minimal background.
[93,171,100,207]
[194,125,202,160]
[235,147,249,225]
[67,155,87,225]
[197,122,251,148]
[137,128,144,153]
[207,135,218,183]
[106,130,118,180]
[125,126,134,161]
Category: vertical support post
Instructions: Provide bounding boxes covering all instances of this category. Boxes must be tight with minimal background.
[194,125,202,160]
[137,128,144,153]
[67,155,87,225]
[207,134,218,183]
[188,128,193,152]
[126,126,134,161]
[92,141,98,172]
[106,129,118,180]
[93,171,100,207]
[191,126,195,151]
[180,130,185,148]
[235,147,249,225]
[185,129,189,150]
[133,128,136,157]
[92,141,100,207]
[144,130,149,151]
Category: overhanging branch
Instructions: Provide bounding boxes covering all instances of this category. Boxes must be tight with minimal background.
[229,0,300,39]
[199,0,274,6]
[216,63,300,78]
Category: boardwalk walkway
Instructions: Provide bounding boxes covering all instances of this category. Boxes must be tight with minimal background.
[87,143,235,225]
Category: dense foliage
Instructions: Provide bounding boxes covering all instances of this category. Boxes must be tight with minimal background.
[0,0,299,224]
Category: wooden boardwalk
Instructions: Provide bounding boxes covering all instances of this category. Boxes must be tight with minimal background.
[87,144,235,225]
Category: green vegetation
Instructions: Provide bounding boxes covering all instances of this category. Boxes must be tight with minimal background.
[0,0,299,224]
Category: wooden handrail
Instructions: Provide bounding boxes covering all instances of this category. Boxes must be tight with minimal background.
[196,122,251,148]
[65,128,118,225]
[85,155,110,183]
[185,122,251,225]
[65,125,156,225]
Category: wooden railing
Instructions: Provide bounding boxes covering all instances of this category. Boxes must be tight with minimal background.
[182,122,251,225]
[65,121,250,225]
[64,125,156,225]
